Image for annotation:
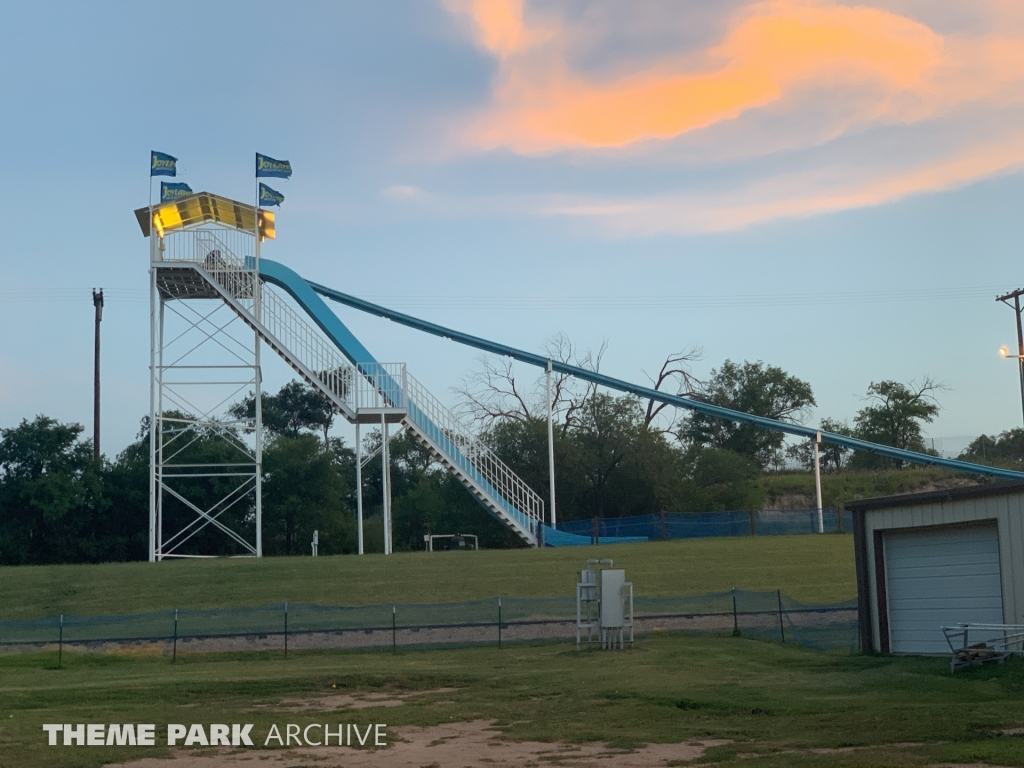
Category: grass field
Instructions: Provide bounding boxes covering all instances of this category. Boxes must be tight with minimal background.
[0,536,856,621]
[4,635,1024,768]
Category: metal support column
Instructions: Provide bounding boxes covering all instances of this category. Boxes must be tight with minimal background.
[148,268,158,562]
[253,285,263,558]
[547,358,557,530]
[381,413,391,555]
[356,422,364,555]
[813,430,824,533]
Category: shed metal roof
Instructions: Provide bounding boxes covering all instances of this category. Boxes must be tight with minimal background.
[845,479,1024,512]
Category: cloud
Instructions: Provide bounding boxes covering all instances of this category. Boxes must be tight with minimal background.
[381,184,424,200]
[542,127,1024,235]
[438,0,1024,233]
[459,0,947,153]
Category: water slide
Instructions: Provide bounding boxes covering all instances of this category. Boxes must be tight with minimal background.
[295,271,1024,483]
[255,258,641,547]
[252,258,1024,543]
[181,241,1024,549]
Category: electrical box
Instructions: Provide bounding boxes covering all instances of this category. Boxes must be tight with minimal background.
[600,569,626,628]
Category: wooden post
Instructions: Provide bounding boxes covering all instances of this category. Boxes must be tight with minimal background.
[777,590,786,643]
[749,510,756,536]
[837,501,845,533]
[593,517,600,545]
[660,510,667,540]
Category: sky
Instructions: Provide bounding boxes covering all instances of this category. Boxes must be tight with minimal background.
[1,0,1024,458]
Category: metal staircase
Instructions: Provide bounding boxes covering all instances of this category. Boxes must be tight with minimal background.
[158,230,543,546]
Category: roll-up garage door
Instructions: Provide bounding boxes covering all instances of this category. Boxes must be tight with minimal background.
[885,523,1003,654]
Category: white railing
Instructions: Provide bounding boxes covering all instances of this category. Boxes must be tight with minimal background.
[259,286,355,409]
[160,227,255,268]
[168,229,357,413]
[162,227,542,537]
[402,372,544,531]
[355,363,408,411]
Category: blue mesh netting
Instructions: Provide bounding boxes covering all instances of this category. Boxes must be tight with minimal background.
[555,509,854,541]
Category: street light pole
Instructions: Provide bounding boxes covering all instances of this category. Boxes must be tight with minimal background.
[996,289,1024,425]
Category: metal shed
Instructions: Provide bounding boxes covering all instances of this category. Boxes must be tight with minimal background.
[851,481,1024,654]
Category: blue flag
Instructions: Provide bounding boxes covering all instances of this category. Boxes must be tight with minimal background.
[160,182,193,203]
[256,153,292,179]
[259,183,285,207]
[150,151,177,177]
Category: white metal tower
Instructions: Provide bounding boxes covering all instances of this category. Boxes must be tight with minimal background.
[141,194,266,560]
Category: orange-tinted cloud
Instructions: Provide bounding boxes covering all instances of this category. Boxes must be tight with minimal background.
[455,0,945,152]
[540,127,1024,235]
[444,0,548,58]
[436,1,1024,233]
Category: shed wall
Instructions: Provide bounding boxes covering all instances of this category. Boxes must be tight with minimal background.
[863,492,1024,653]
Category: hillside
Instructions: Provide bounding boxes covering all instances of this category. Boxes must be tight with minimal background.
[0,536,855,621]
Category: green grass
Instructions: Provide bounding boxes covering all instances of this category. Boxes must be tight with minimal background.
[761,467,966,508]
[0,536,855,621]
[4,636,1024,768]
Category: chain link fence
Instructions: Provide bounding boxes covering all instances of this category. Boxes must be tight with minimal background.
[0,590,857,658]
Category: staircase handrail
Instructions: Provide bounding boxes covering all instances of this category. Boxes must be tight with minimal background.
[402,372,544,529]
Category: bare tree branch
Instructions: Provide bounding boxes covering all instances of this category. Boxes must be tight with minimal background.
[641,346,703,433]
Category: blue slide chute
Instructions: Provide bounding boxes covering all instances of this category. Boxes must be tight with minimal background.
[258,258,640,546]
[299,272,1024,483]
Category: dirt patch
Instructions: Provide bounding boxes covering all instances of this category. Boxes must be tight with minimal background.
[105,720,728,767]
[269,688,461,712]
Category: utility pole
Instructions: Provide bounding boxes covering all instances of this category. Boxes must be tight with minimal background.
[996,289,1024,425]
[92,288,104,460]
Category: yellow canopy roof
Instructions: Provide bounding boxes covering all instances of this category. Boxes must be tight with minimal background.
[134,192,256,237]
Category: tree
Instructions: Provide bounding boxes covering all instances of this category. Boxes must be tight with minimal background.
[641,346,703,432]
[231,381,335,443]
[852,378,943,468]
[678,447,766,512]
[262,434,352,555]
[455,336,702,438]
[959,428,1024,469]
[0,416,139,565]
[454,334,607,432]
[784,418,855,473]
[684,360,816,468]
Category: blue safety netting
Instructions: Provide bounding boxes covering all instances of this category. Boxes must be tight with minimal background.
[555,509,854,541]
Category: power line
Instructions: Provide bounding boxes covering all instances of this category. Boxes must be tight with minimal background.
[0,285,1012,309]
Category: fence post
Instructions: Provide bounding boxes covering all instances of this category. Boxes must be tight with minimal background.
[392,605,397,655]
[837,501,844,533]
[592,517,599,545]
[749,510,756,536]
[732,589,739,636]
[498,597,502,650]
[777,590,785,643]
[660,511,667,541]
[284,602,289,659]
[58,614,63,669]
[173,609,178,664]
